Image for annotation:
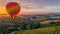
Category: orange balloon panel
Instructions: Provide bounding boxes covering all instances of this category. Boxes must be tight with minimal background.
[6,2,20,18]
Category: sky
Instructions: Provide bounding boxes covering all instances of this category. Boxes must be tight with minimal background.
[0,0,60,15]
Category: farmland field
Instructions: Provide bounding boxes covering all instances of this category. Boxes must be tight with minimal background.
[15,26,60,34]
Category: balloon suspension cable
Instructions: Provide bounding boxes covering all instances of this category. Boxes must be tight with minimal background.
[13,17,14,19]
[13,17,14,24]
[11,16,14,24]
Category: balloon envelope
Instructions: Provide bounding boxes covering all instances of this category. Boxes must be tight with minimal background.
[6,2,20,19]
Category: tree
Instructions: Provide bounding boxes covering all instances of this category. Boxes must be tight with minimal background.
[30,22,40,29]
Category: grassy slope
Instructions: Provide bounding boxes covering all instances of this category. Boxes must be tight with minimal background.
[15,26,60,34]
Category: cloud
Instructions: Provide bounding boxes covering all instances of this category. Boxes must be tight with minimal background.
[43,5,60,10]
[20,0,60,9]
[0,0,60,14]
[1,0,60,9]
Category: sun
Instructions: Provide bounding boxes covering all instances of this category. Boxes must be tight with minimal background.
[0,6,8,14]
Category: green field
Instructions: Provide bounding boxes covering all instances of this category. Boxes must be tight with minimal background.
[15,26,60,34]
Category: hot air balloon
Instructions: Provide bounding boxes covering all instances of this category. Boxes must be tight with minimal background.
[6,2,20,19]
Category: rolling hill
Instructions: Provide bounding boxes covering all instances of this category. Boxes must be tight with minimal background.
[15,26,60,34]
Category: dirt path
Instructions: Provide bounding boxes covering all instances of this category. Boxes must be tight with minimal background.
[10,31,17,34]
